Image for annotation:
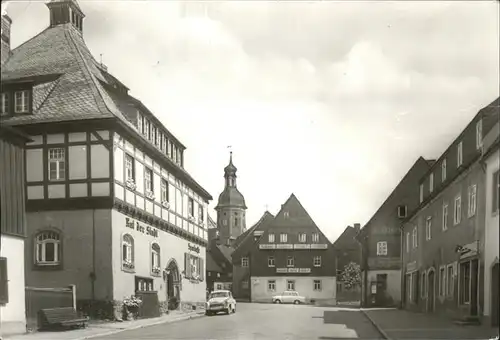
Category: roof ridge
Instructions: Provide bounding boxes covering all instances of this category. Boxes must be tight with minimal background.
[63,27,112,116]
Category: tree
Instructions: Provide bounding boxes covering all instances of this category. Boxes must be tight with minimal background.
[341,262,361,290]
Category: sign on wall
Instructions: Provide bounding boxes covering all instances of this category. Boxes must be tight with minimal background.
[276,268,311,273]
[188,243,201,254]
[259,244,328,250]
[125,217,158,237]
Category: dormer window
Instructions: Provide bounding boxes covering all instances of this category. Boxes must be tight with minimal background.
[14,90,30,113]
[0,93,9,115]
[457,141,463,167]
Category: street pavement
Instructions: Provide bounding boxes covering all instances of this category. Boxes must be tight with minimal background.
[92,303,383,340]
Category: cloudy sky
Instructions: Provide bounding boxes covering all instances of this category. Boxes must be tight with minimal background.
[3,0,499,241]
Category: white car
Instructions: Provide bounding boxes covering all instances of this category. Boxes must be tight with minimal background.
[205,290,236,316]
[272,290,306,304]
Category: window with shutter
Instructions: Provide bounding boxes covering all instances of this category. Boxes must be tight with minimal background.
[0,257,8,304]
[184,253,191,279]
[200,259,204,281]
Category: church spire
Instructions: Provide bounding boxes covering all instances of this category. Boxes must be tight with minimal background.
[47,0,85,33]
[224,151,237,188]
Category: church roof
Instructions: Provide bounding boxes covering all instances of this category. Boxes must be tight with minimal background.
[215,152,246,209]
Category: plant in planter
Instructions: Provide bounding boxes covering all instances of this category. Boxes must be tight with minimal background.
[167,296,179,311]
[122,295,143,320]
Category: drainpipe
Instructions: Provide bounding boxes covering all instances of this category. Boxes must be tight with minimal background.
[90,209,97,307]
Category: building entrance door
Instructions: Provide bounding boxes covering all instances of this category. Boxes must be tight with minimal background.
[427,270,435,312]
[470,259,479,316]
[491,263,499,327]
[165,259,181,310]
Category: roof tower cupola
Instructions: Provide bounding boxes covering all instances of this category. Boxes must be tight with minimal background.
[47,0,85,33]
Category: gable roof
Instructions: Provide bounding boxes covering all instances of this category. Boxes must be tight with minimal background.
[215,244,233,263]
[357,156,431,239]
[233,211,275,249]
[332,226,358,250]
[0,17,212,200]
[205,251,222,273]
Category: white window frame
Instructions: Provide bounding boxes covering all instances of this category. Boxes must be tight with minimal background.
[468,184,477,217]
[35,231,61,265]
[48,148,65,181]
[198,205,204,223]
[457,141,463,167]
[376,241,388,255]
[406,232,410,253]
[425,217,432,241]
[454,195,462,225]
[287,280,295,291]
[241,257,249,267]
[151,243,160,270]
[14,90,29,113]
[313,256,321,267]
[188,197,194,217]
[429,173,434,193]
[268,256,275,267]
[421,271,427,298]
[419,183,424,203]
[145,167,153,193]
[298,233,306,243]
[280,233,288,243]
[161,179,169,203]
[311,233,319,243]
[442,159,447,182]
[0,92,8,115]
[268,233,275,243]
[125,154,135,181]
[476,119,483,149]
[122,234,134,268]
[268,280,276,292]
[313,280,322,291]
[286,256,294,267]
[442,203,448,231]
[493,170,500,214]
[412,227,418,248]
[284,211,290,219]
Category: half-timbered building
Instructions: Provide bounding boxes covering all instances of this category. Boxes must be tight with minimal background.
[0,0,212,319]
[234,194,337,304]
[0,125,30,338]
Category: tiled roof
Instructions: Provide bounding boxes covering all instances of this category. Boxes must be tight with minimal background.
[216,244,234,263]
[233,211,274,249]
[0,21,213,200]
[206,251,222,272]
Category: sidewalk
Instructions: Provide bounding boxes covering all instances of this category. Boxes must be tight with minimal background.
[3,310,205,340]
[362,308,499,340]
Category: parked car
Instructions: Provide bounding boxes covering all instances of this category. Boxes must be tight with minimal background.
[272,291,306,304]
[206,290,236,316]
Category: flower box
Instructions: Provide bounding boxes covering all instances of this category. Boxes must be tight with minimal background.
[126,179,136,190]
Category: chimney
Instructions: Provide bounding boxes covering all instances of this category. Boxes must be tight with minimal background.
[1,3,12,66]
[353,223,361,233]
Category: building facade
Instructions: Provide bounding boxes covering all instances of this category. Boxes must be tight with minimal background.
[0,0,211,319]
[332,224,361,303]
[357,157,432,308]
[232,211,275,301]
[233,194,337,304]
[482,118,499,327]
[401,97,499,321]
[0,126,30,338]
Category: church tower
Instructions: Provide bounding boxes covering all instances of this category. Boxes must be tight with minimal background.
[215,152,247,246]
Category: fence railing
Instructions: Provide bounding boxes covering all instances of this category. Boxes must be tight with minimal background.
[25,285,76,331]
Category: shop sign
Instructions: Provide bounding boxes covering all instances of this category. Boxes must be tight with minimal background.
[310,244,328,249]
[276,244,293,249]
[125,217,158,238]
[259,244,276,249]
[293,244,310,249]
[188,243,201,254]
[276,267,311,273]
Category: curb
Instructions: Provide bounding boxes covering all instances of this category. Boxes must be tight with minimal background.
[360,309,391,340]
[73,313,205,340]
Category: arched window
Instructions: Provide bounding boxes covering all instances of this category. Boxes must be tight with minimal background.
[151,243,161,274]
[122,234,134,269]
[35,231,61,265]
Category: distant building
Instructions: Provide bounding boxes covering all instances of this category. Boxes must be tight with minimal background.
[232,211,275,301]
[206,153,247,292]
[233,194,337,304]
[1,0,212,320]
[401,97,499,322]
[356,157,432,308]
[332,224,361,303]
[0,126,30,338]
[481,113,499,327]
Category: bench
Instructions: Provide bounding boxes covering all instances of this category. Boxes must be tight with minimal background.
[38,307,89,330]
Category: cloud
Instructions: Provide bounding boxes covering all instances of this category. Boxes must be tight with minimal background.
[4,0,499,241]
